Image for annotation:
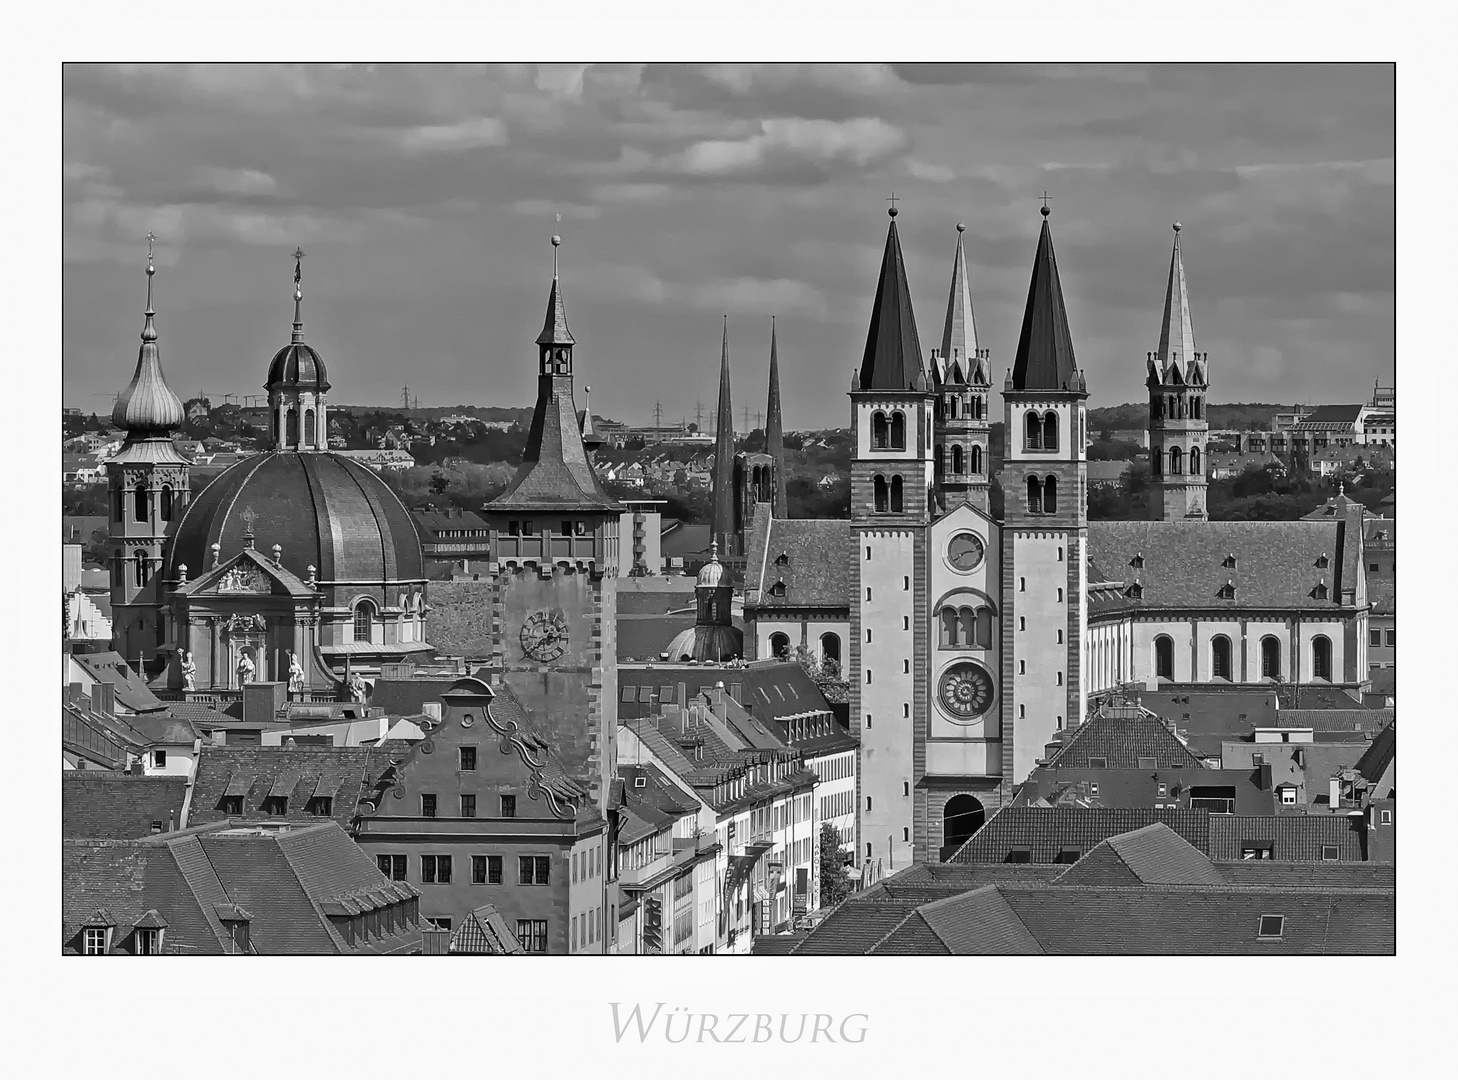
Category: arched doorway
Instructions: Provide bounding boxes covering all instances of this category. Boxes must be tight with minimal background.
[941,794,986,861]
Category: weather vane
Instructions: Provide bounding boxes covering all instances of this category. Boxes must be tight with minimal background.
[145,232,157,261]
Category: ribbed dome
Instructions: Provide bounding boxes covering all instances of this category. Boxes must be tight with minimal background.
[666,623,744,663]
[167,451,422,585]
[697,555,730,589]
[266,342,330,391]
[113,263,185,433]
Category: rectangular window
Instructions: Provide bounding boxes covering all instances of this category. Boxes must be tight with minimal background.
[1369,563,1379,572]
[572,852,580,883]
[1320,845,1340,862]
[1137,757,1157,770]
[903,576,910,590]
[866,587,872,601]
[307,796,333,816]
[1157,783,1168,798]
[261,796,287,816]
[421,855,452,883]
[516,920,549,953]
[460,794,476,818]
[521,519,535,536]
[1019,578,1026,592]
[135,928,159,955]
[903,659,910,673]
[153,750,167,768]
[903,616,909,630]
[561,519,574,537]
[1018,660,1026,674]
[1257,915,1285,940]
[1004,848,1032,864]
[1281,788,1297,806]
[865,546,871,560]
[1380,809,1392,825]
[508,520,521,536]
[459,746,477,771]
[420,794,437,818]
[572,918,578,951]
[472,855,489,884]
[1053,847,1080,865]
[866,629,872,643]
[1386,629,1395,646]
[519,855,551,885]
[501,795,516,818]
[83,928,107,955]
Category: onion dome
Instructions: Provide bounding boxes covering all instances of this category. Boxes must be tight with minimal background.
[697,542,730,589]
[113,243,186,433]
[166,451,423,588]
[266,248,330,391]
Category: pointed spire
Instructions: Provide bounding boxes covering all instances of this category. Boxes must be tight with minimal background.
[579,384,602,451]
[765,316,787,518]
[291,247,306,344]
[940,221,979,368]
[857,205,926,392]
[1011,203,1080,393]
[1155,222,1196,378]
[113,235,185,433]
[711,317,736,550]
[536,233,575,346]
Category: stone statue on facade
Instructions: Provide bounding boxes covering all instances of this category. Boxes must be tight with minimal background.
[236,651,255,687]
[348,671,367,703]
[180,650,196,692]
[287,651,306,696]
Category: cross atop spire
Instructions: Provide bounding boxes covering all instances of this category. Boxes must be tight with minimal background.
[887,191,900,217]
[291,247,306,344]
[1040,192,1052,214]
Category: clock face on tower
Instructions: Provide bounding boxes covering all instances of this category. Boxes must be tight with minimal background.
[947,532,986,573]
[938,662,995,720]
[520,610,568,663]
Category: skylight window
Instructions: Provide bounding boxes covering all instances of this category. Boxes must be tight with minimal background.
[1257,915,1285,940]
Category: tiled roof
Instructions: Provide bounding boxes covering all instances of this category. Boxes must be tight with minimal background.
[189,743,404,828]
[368,677,461,717]
[1276,708,1392,733]
[1053,823,1226,887]
[1045,712,1205,769]
[1368,578,1394,615]
[449,904,523,954]
[70,650,165,713]
[1087,519,1354,610]
[1354,723,1395,790]
[1217,861,1395,889]
[905,887,1042,954]
[948,807,1212,864]
[856,214,927,392]
[744,512,852,611]
[1127,688,1279,759]
[62,773,188,840]
[1293,404,1364,427]
[1011,210,1081,392]
[790,898,925,955]
[1207,814,1366,862]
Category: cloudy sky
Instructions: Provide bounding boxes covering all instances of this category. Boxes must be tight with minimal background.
[63,63,1394,430]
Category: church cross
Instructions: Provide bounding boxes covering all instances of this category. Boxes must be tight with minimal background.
[1040,192,1051,209]
[887,191,900,212]
[146,232,157,261]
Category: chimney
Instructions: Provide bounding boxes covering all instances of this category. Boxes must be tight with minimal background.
[93,681,116,717]
[130,760,145,776]
[243,682,288,726]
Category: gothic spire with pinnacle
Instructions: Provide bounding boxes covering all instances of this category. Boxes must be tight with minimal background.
[765,316,787,518]
[1011,202,1082,393]
[711,317,736,552]
[536,233,575,347]
[857,202,926,392]
[941,221,979,374]
[112,234,186,434]
[1155,222,1198,382]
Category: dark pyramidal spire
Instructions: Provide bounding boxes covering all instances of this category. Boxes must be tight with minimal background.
[711,317,736,552]
[1011,204,1082,392]
[491,234,618,512]
[765,316,787,518]
[856,205,926,392]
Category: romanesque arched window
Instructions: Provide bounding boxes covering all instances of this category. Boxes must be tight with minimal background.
[1043,475,1058,514]
[957,606,976,647]
[1261,636,1281,679]
[969,445,982,475]
[1312,635,1333,681]
[871,411,889,450]
[947,396,958,420]
[134,483,148,522]
[1042,412,1058,452]
[889,411,906,451]
[1212,635,1233,681]
[1025,411,1042,450]
[975,606,994,649]
[1026,475,1043,514]
[1154,635,1174,680]
[769,632,790,658]
[943,795,985,856]
[304,408,316,446]
[134,549,149,587]
[1169,447,1183,475]
[820,633,841,668]
[873,474,889,513]
[940,607,958,648]
[286,408,299,446]
[951,445,963,474]
[159,484,173,522]
[890,475,904,513]
[1167,394,1176,419]
[354,600,375,644]
[1189,447,1201,476]
[1192,397,1203,420]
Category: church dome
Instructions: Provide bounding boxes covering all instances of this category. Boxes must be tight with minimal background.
[665,623,744,663]
[266,341,329,391]
[166,451,422,585]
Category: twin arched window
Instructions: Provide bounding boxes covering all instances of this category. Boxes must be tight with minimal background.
[873,474,904,513]
[1024,410,1058,451]
[940,605,994,649]
[353,600,375,644]
[1026,475,1058,514]
[133,549,150,587]
[871,410,907,451]
[1169,447,1184,475]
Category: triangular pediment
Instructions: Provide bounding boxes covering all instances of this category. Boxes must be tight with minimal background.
[177,547,315,598]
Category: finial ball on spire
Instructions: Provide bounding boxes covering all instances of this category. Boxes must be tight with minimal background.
[1173,221,1182,232]
[956,222,965,233]
[551,235,561,247]
[1040,204,1051,218]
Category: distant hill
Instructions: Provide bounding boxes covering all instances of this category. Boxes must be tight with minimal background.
[1090,403,1297,433]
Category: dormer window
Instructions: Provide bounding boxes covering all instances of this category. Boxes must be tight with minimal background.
[1312,582,1328,601]
[261,795,287,816]
[769,581,786,598]
[1316,553,1329,569]
[1218,581,1236,601]
[775,553,789,567]
[1125,583,1143,600]
[1223,554,1237,570]
[1130,554,1144,570]
[219,795,243,816]
[307,796,333,816]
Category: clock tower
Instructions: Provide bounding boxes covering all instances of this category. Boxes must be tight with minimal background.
[482,235,623,813]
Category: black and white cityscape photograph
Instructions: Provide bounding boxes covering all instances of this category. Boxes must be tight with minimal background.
[23,10,1442,1073]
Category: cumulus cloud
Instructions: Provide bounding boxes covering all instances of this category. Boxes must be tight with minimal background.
[393,116,508,153]
[192,166,278,198]
[669,117,907,179]
[908,159,955,183]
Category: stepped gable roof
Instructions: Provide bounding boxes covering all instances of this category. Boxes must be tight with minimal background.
[62,773,189,840]
[188,743,404,828]
[947,807,1212,864]
[1053,823,1226,887]
[1087,519,1352,610]
[1207,814,1366,862]
[166,451,425,586]
[744,510,852,611]
[1045,711,1204,770]
[856,209,927,393]
[1010,206,1081,393]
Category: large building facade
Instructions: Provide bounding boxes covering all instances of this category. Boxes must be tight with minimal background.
[746,205,1372,874]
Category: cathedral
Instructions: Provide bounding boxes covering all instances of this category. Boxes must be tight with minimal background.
[744,204,1372,872]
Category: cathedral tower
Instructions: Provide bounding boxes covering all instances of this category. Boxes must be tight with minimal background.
[932,223,992,513]
[997,204,1089,788]
[107,240,191,669]
[484,234,623,813]
[710,318,738,556]
[1146,222,1209,520]
[849,205,935,876]
[764,317,788,518]
[266,249,330,451]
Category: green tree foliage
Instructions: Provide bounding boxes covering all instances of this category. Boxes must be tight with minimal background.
[819,823,854,908]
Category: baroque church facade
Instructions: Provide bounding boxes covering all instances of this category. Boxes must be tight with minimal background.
[745,205,1372,872]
